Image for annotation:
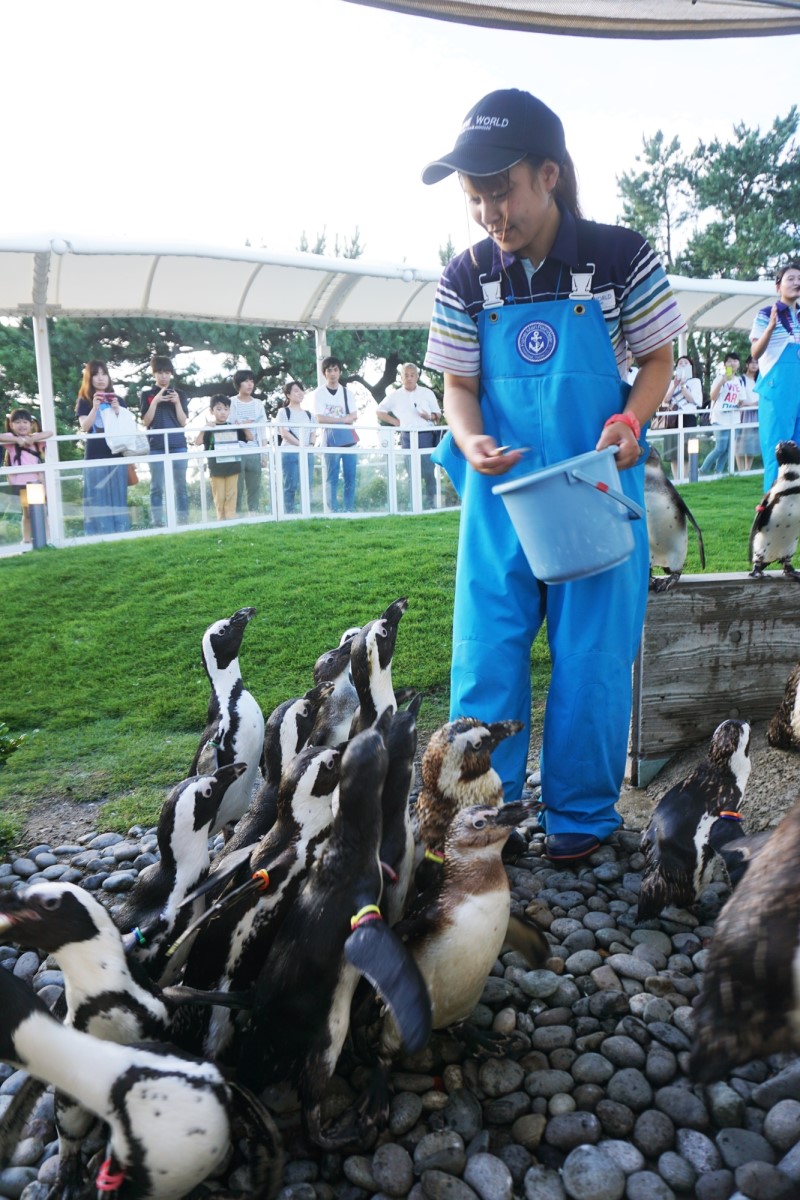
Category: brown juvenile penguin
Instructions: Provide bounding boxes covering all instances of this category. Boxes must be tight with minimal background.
[767,662,800,751]
[691,795,800,1083]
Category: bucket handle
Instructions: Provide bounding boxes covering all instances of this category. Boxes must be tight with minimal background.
[570,468,644,521]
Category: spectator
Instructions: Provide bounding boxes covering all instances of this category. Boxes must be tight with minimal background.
[275,381,314,514]
[140,355,189,525]
[75,360,132,535]
[377,363,442,506]
[699,352,744,476]
[661,354,702,476]
[194,395,251,521]
[1,408,53,544]
[229,369,268,516]
[312,356,359,513]
[737,355,760,472]
[750,261,800,490]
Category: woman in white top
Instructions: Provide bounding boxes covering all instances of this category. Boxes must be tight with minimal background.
[737,355,760,471]
[656,354,702,475]
[276,381,314,513]
[229,369,268,515]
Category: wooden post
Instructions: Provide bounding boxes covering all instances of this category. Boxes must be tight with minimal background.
[629,573,800,786]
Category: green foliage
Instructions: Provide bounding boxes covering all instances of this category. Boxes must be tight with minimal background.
[617,108,800,280]
[0,721,26,767]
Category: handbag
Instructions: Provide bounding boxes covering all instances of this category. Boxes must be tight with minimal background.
[103,405,150,456]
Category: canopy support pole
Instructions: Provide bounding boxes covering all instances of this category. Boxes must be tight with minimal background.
[32,251,64,543]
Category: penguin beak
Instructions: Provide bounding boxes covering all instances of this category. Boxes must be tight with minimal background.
[231,607,256,626]
[486,720,525,750]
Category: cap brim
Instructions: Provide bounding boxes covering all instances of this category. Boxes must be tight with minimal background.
[421,148,526,186]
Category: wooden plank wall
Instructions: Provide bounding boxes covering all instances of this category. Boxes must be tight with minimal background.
[629,572,800,786]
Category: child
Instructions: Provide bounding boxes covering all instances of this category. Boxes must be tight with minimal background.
[1,409,54,544]
[194,395,251,521]
[229,369,268,516]
[423,89,684,863]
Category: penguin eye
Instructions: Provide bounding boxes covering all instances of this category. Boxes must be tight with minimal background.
[40,895,62,912]
[473,817,487,829]
[201,783,213,798]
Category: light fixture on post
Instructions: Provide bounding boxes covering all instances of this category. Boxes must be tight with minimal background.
[688,438,700,484]
[25,482,47,549]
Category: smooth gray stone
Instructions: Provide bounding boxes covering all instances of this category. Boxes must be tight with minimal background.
[560,1145,625,1200]
[654,1085,710,1131]
[442,1090,483,1141]
[87,832,123,849]
[595,1139,645,1175]
[632,1109,675,1158]
[544,1112,601,1151]
[482,1091,529,1125]
[371,1144,414,1198]
[625,1171,676,1200]
[389,1091,423,1136]
[10,860,37,878]
[657,1150,696,1193]
[752,1061,800,1108]
[764,1098,800,1152]
[462,1153,513,1200]
[525,1070,574,1099]
[523,1165,566,1200]
[606,1068,653,1112]
[601,1035,646,1069]
[645,1046,679,1087]
[570,1053,614,1086]
[342,1155,376,1191]
[477,1058,524,1097]
[706,1082,745,1129]
[101,871,137,892]
[694,1171,735,1200]
[12,952,40,984]
[414,1130,466,1176]
[419,1169,478,1200]
[715,1127,776,1171]
[0,1169,39,1200]
[733,1161,795,1199]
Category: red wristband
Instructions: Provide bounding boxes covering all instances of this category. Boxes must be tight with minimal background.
[604,412,641,441]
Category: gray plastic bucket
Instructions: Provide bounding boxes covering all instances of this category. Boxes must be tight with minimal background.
[492,446,644,584]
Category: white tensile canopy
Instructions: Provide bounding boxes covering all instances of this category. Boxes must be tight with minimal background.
[0,235,778,437]
[345,0,800,38]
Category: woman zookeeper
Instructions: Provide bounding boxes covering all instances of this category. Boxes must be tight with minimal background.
[424,89,684,864]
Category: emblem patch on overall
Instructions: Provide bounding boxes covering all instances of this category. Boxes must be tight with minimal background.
[517,321,557,363]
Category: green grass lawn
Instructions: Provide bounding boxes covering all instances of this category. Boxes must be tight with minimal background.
[0,475,764,849]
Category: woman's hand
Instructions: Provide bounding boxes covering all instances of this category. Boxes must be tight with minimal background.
[595,421,642,470]
[463,434,524,476]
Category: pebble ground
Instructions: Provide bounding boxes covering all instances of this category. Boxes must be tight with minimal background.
[2,821,800,1200]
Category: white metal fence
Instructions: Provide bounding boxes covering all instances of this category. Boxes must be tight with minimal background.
[0,424,458,553]
[0,415,764,555]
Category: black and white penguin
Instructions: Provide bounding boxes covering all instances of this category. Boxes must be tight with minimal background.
[638,719,752,921]
[749,440,800,580]
[767,661,800,751]
[413,717,524,864]
[715,828,773,890]
[308,635,360,747]
[190,607,265,831]
[380,693,423,926]
[225,681,334,855]
[235,722,431,1147]
[349,597,409,734]
[0,968,282,1200]
[180,744,341,1060]
[644,446,706,592]
[690,796,800,1083]
[115,762,245,983]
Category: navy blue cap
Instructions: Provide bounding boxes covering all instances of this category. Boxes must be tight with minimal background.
[422,89,566,185]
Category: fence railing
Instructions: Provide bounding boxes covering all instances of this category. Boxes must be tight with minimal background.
[0,423,459,552]
[0,415,763,554]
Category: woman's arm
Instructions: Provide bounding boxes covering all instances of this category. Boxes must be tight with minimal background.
[751,304,778,360]
[443,373,524,477]
[596,343,674,469]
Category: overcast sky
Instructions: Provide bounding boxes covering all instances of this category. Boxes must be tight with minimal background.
[4,0,799,267]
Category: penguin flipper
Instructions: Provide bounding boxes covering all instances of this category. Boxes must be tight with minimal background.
[502,913,549,968]
[345,922,432,1055]
[177,843,255,909]
[0,1075,44,1168]
[223,1081,284,1200]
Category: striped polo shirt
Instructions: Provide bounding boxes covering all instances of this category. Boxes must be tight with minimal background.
[750,304,800,377]
[424,206,685,379]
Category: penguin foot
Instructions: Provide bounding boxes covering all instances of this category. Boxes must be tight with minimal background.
[749,565,766,579]
[449,1022,529,1060]
[650,573,680,593]
[305,1102,379,1151]
[781,561,800,580]
[354,1063,393,1132]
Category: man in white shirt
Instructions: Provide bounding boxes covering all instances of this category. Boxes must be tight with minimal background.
[313,356,359,512]
[377,363,442,504]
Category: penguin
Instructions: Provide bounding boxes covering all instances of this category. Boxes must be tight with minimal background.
[690,795,800,1083]
[190,607,265,832]
[0,968,283,1200]
[179,744,341,1060]
[380,693,423,926]
[638,719,752,921]
[349,597,409,734]
[114,762,246,984]
[715,828,773,890]
[413,716,524,872]
[644,445,706,592]
[767,662,800,751]
[234,721,431,1148]
[224,681,334,856]
[308,635,360,747]
[355,804,547,1134]
[749,440,800,580]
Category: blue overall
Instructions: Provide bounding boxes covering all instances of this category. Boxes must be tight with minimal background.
[755,340,800,491]
[434,287,649,839]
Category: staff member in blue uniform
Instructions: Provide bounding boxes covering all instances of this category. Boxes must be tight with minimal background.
[750,261,800,491]
[424,89,685,864]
